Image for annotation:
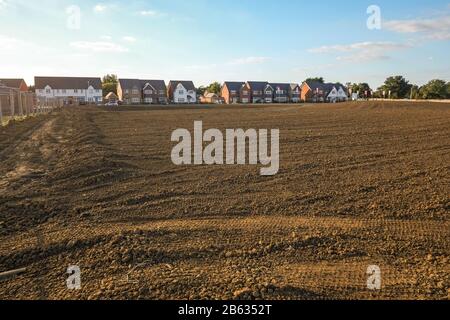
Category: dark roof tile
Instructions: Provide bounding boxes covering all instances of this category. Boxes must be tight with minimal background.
[35,77,101,90]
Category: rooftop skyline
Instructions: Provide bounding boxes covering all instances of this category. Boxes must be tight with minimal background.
[1,0,449,88]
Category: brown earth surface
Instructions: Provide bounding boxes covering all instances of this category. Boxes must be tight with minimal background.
[0,101,449,300]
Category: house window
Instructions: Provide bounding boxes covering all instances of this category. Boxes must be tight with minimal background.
[265,90,272,94]
[74,89,78,93]
[231,90,237,94]
[178,98,185,103]
[253,91,259,95]
[179,90,184,95]
[125,89,129,94]
[46,89,51,94]
[242,91,248,95]
[62,89,66,94]
[132,89,139,94]
[144,97,153,103]
[89,89,94,94]
[144,90,153,95]
[159,90,165,95]
[132,98,140,103]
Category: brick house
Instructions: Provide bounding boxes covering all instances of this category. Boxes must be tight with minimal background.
[221,82,244,104]
[117,79,141,104]
[105,92,119,104]
[246,81,269,103]
[290,84,301,103]
[200,92,224,104]
[141,80,168,104]
[264,83,274,103]
[117,79,167,105]
[240,82,251,104]
[301,81,348,103]
[270,83,291,103]
[0,79,28,92]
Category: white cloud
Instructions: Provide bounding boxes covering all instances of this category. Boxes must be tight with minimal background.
[336,52,390,63]
[0,34,23,50]
[122,36,137,43]
[309,41,412,54]
[0,0,7,10]
[139,10,165,17]
[309,41,413,62]
[228,56,271,65]
[93,3,118,14]
[140,10,157,16]
[70,41,129,53]
[384,15,450,41]
[100,35,112,40]
[93,4,107,13]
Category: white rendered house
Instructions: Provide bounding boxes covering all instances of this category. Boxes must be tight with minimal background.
[35,77,103,105]
[168,81,197,104]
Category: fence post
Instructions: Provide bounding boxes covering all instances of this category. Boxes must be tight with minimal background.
[24,94,29,117]
[0,97,3,125]
[17,91,23,117]
[10,90,15,119]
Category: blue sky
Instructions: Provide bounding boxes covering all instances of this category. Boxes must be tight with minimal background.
[0,0,449,88]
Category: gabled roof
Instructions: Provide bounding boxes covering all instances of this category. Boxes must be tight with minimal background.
[35,77,102,90]
[223,82,244,92]
[168,80,196,92]
[118,79,142,89]
[204,92,219,98]
[246,81,268,91]
[290,83,300,90]
[140,80,166,91]
[105,92,118,99]
[304,81,346,93]
[0,78,26,89]
[270,83,291,91]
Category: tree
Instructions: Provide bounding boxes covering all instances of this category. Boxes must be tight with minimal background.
[28,85,35,93]
[102,74,118,97]
[410,85,420,99]
[377,76,412,99]
[197,82,222,95]
[419,79,448,99]
[304,77,324,83]
[197,86,207,96]
[350,83,372,97]
[206,82,221,95]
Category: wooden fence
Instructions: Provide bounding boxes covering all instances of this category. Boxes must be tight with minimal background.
[0,87,64,126]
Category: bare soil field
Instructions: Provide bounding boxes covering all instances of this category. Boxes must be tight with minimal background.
[0,101,449,300]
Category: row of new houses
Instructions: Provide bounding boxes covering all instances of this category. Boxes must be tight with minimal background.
[0,77,350,105]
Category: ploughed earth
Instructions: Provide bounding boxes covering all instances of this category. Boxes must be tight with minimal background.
[0,101,449,300]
